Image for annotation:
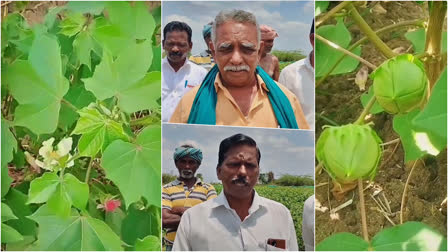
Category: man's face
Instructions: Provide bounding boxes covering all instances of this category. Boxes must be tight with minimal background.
[262,38,274,53]
[217,144,259,199]
[163,30,192,64]
[204,36,212,52]
[175,156,199,179]
[210,21,263,87]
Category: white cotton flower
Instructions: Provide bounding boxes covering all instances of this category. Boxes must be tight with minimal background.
[35,137,74,171]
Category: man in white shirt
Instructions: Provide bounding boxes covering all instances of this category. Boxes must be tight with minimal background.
[162,21,208,122]
[302,195,314,251]
[173,134,298,251]
[279,20,315,129]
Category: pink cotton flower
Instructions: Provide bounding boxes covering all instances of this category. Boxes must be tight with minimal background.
[98,199,121,212]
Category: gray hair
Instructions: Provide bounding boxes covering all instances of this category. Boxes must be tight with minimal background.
[211,9,261,47]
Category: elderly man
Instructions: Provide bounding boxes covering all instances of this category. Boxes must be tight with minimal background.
[279,20,315,129]
[173,134,298,251]
[169,10,309,129]
[162,144,217,251]
[259,25,280,81]
[162,21,208,122]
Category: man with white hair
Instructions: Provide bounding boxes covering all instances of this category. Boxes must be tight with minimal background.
[169,9,309,129]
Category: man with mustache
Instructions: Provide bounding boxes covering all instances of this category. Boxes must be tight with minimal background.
[162,144,217,251]
[279,19,315,130]
[173,134,298,251]
[162,21,208,122]
[259,25,280,81]
[169,10,309,129]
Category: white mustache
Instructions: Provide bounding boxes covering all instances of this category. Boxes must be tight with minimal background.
[223,65,250,72]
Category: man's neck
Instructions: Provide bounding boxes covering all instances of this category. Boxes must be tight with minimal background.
[168,58,186,72]
[178,176,196,189]
[222,74,258,116]
[224,190,255,221]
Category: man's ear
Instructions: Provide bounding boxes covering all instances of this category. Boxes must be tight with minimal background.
[189,42,193,51]
[210,42,216,57]
[216,165,222,180]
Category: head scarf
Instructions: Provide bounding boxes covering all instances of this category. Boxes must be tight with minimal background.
[202,24,212,39]
[187,65,299,129]
[260,25,279,40]
[173,146,203,164]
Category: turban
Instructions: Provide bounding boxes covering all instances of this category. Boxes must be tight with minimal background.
[260,25,279,40]
[202,24,212,39]
[173,146,203,164]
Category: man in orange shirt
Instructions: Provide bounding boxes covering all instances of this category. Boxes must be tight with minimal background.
[169,10,309,129]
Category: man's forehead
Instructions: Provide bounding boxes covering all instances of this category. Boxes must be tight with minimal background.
[165,30,189,39]
[215,21,258,39]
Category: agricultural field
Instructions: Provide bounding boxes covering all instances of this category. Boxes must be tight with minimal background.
[213,184,314,251]
[272,50,306,72]
[315,1,446,251]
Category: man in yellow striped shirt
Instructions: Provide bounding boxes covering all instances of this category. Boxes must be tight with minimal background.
[162,144,217,250]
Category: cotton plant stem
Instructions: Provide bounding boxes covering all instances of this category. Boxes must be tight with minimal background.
[61,99,78,112]
[316,1,352,27]
[85,157,94,183]
[354,96,376,125]
[316,19,425,87]
[315,34,377,70]
[358,179,369,242]
[347,3,396,59]
[400,160,419,224]
[424,1,447,90]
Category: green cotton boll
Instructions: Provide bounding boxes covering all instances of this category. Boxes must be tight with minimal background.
[372,54,428,114]
[316,124,382,184]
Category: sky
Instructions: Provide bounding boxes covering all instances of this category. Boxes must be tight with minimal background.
[162,1,314,55]
[162,124,315,183]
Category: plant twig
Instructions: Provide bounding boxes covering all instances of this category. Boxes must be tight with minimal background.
[354,96,376,125]
[61,99,78,112]
[316,19,425,87]
[85,157,94,183]
[316,1,352,27]
[358,179,369,242]
[400,160,419,224]
[315,34,377,70]
[347,3,396,59]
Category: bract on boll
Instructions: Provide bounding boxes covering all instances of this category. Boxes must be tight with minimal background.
[372,54,428,114]
[316,124,382,184]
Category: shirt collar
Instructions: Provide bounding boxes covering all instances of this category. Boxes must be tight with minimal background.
[212,189,263,214]
[162,57,191,72]
[304,53,314,72]
[213,73,270,95]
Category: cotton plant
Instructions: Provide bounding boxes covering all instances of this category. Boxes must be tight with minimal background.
[34,137,75,172]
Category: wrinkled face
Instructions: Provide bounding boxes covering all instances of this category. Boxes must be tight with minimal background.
[211,21,263,87]
[217,145,259,199]
[175,156,199,179]
[262,38,274,53]
[163,30,192,64]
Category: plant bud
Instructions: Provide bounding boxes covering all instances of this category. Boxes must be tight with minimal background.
[372,54,428,114]
[316,124,382,184]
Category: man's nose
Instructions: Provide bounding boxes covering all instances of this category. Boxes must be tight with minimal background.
[237,164,247,176]
[230,50,243,65]
[172,46,179,52]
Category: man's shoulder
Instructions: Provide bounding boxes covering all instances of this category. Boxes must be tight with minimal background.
[163,180,180,189]
[185,196,218,214]
[187,60,208,74]
[282,59,305,73]
[274,80,299,101]
[200,182,216,190]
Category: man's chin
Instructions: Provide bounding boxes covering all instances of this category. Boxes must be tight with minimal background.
[222,73,251,87]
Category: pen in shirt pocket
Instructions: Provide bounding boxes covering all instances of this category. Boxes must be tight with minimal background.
[184,80,188,88]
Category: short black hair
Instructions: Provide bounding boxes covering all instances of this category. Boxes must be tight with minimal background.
[217,133,261,167]
[163,21,192,43]
[310,19,314,35]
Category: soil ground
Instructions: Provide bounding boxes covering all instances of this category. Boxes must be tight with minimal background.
[315,1,447,244]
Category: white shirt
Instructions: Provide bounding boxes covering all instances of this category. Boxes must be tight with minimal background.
[162,58,207,122]
[173,191,298,251]
[302,195,314,251]
[279,54,314,130]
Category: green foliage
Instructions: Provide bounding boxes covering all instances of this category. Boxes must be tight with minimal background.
[317,222,447,251]
[315,18,361,77]
[102,126,161,208]
[272,50,306,62]
[360,86,384,114]
[135,235,161,251]
[274,175,314,186]
[162,173,177,184]
[1,2,161,250]
[315,1,330,16]
[405,28,447,54]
